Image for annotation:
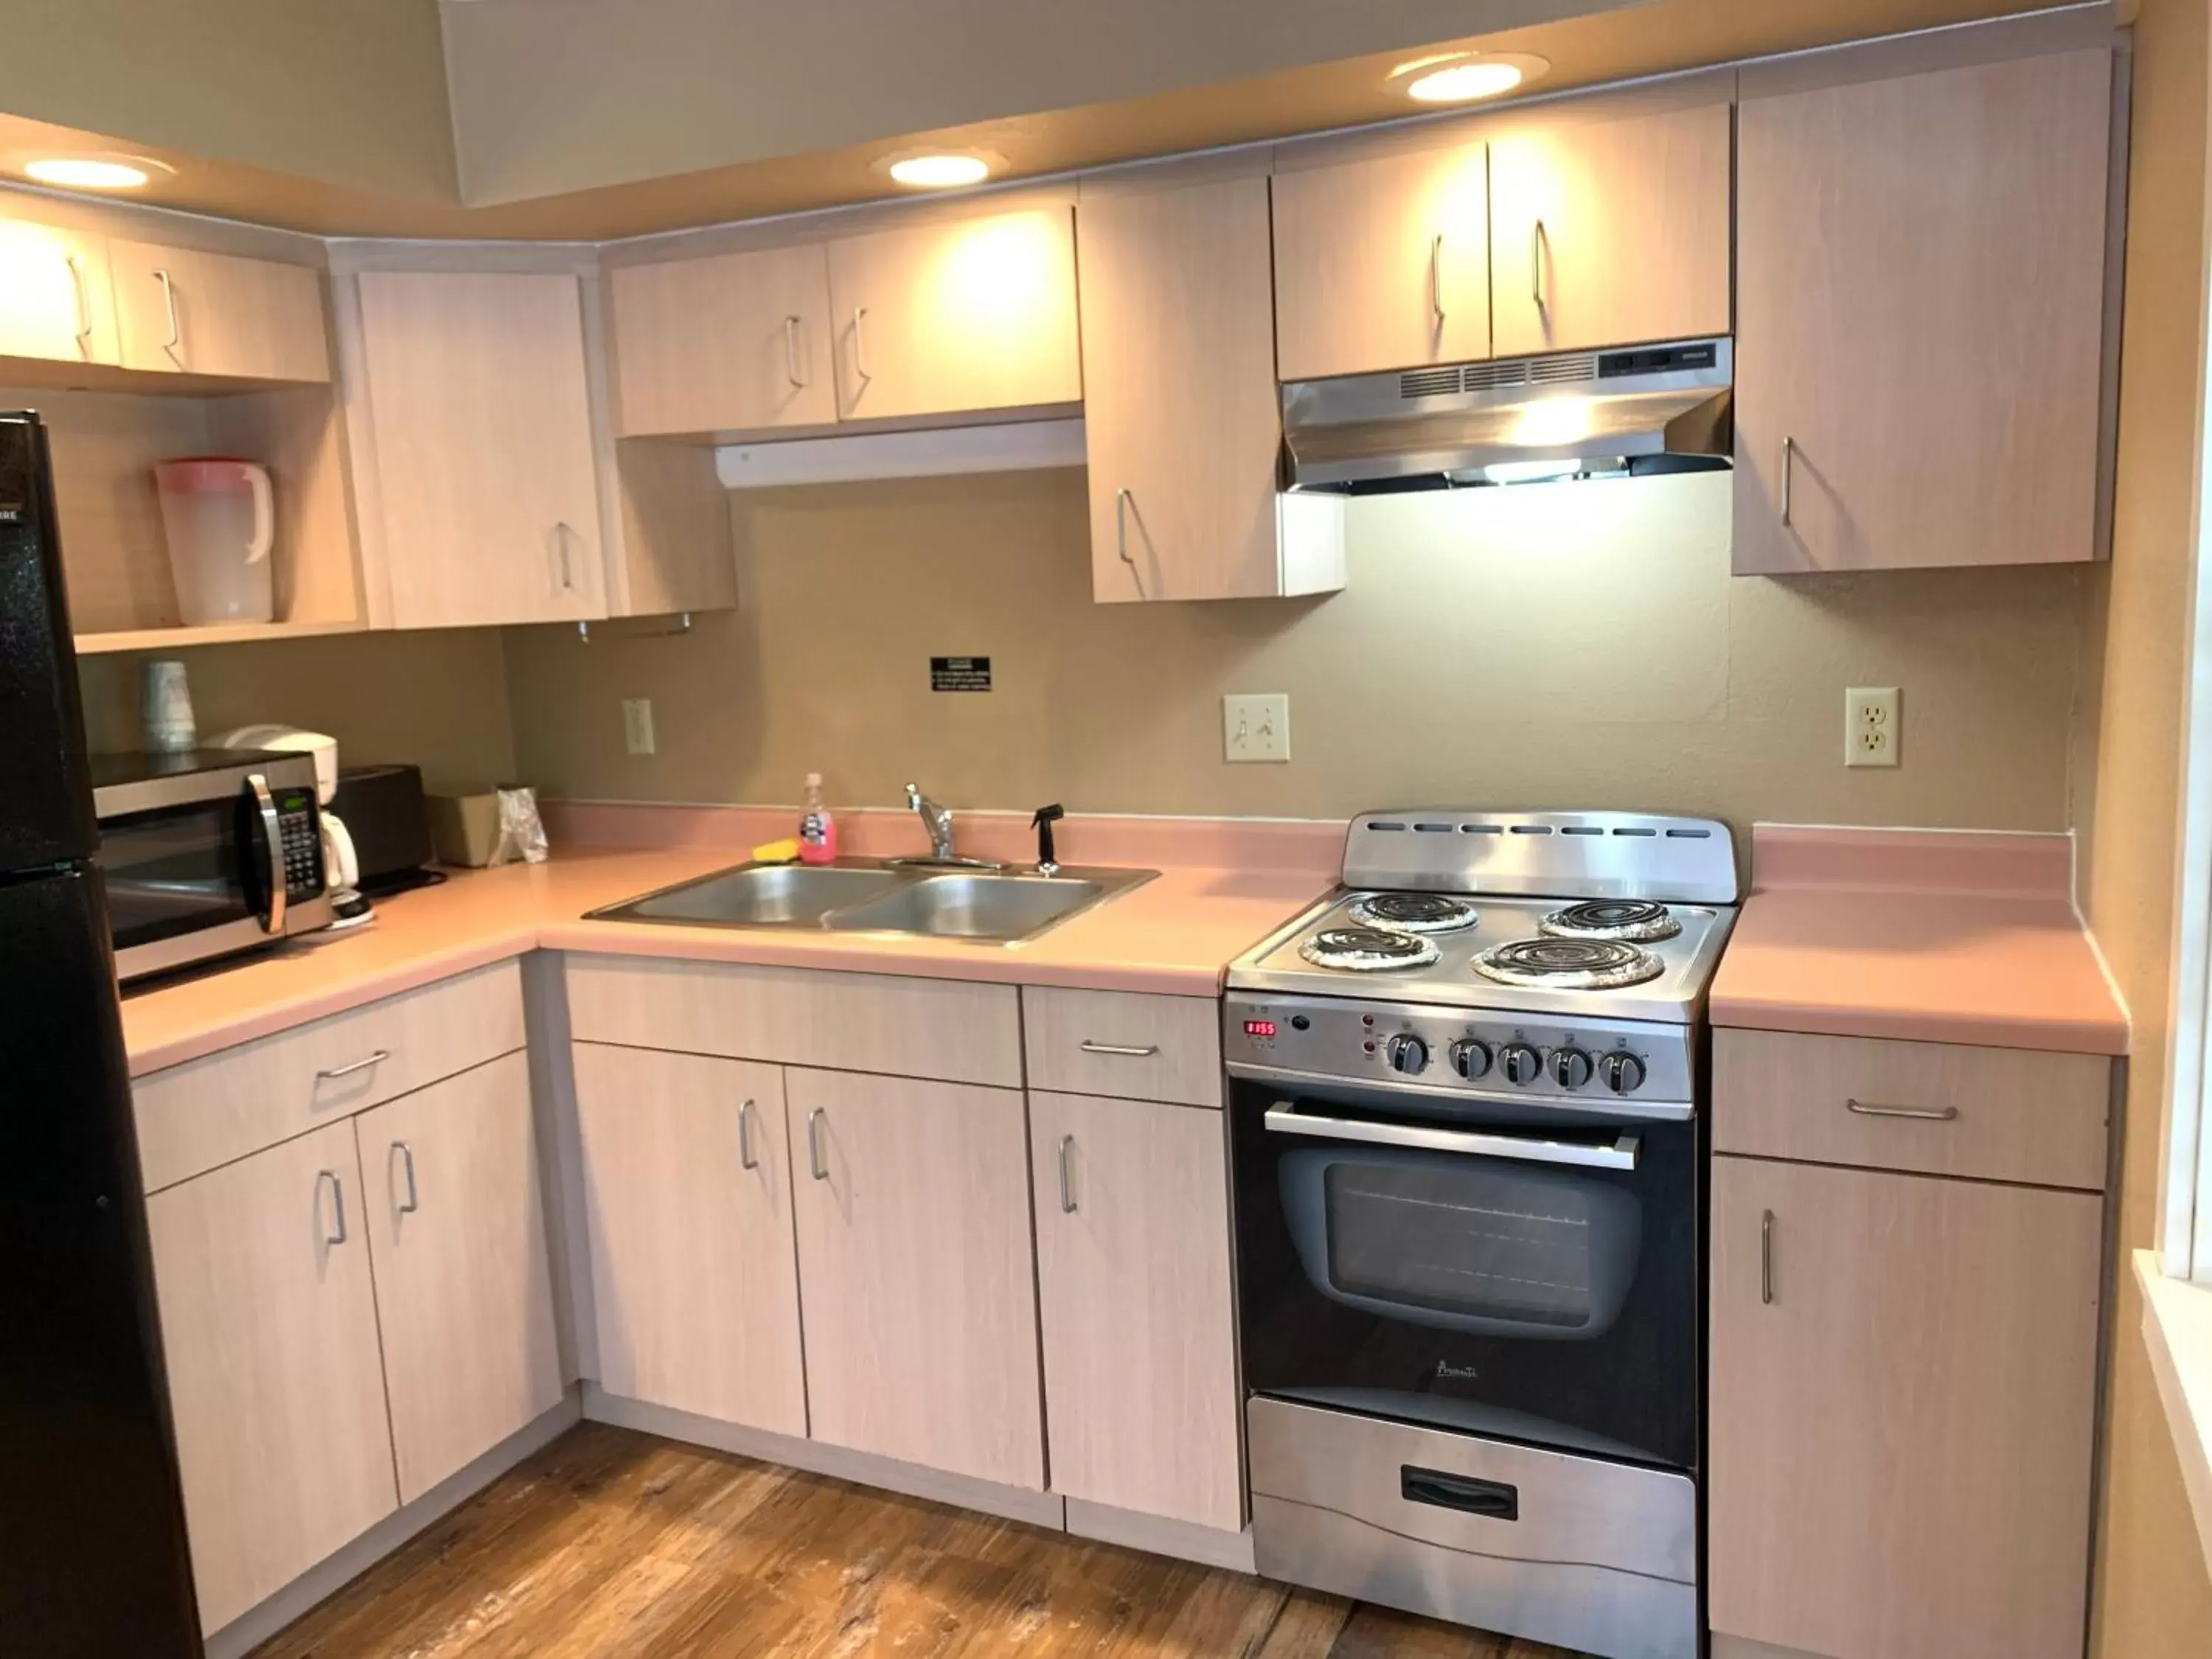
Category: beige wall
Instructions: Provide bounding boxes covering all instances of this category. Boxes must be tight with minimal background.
[2073,0,2212,1648]
[503,467,2087,836]
[74,629,515,794]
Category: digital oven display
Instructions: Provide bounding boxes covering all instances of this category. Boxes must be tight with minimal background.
[1244,1019,1278,1038]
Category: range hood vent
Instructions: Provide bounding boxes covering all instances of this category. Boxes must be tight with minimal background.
[1288,338,1733,490]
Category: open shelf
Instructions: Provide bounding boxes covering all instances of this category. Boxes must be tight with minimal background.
[73,618,363,655]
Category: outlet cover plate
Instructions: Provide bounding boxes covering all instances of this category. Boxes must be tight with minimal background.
[1845,686,1899,768]
[622,698,656,757]
[1224,693,1290,763]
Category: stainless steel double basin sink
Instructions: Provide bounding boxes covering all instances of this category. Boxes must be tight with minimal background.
[586,858,1155,945]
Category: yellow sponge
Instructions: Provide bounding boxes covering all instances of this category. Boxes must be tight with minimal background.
[751,837,803,865]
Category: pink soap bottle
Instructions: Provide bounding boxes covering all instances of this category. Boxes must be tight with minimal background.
[799,772,838,865]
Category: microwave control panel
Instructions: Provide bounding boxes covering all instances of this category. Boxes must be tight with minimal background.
[274,788,325,900]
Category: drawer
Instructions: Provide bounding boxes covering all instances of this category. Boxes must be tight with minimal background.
[1021,987,1222,1107]
[133,960,526,1192]
[1712,1028,2112,1191]
[563,953,1021,1088]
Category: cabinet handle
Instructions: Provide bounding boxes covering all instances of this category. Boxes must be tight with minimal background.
[1057,1133,1077,1214]
[1079,1040,1159,1058]
[316,1049,389,1082]
[1531,220,1548,315]
[1845,1097,1959,1122]
[1115,487,1147,599]
[391,1141,419,1214]
[1780,436,1795,528]
[852,306,871,385]
[1430,233,1446,329]
[783,314,804,389]
[153,267,181,361]
[553,522,576,593]
[65,254,92,355]
[738,1098,759,1171]
[807,1107,828,1181]
[1760,1208,1774,1305]
[319,1169,349,1246]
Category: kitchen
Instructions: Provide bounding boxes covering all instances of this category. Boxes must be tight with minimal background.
[0,1,2207,1657]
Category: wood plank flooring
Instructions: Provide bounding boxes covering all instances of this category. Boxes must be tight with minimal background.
[250,1422,1585,1658]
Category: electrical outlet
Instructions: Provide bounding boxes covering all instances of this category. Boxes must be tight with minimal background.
[1224,693,1290,763]
[622,698,656,757]
[1845,686,1899,768]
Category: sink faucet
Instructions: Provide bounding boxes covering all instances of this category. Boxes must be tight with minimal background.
[905,782,957,861]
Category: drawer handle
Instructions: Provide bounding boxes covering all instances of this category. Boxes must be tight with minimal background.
[1079,1040,1160,1059]
[390,1142,419,1214]
[1402,1465,1517,1522]
[738,1098,759,1172]
[317,1050,391,1082]
[1761,1208,1774,1305]
[1057,1133,1078,1214]
[318,1169,348,1247]
[807,1108,829,1181]
[1845,1098,1959,1122]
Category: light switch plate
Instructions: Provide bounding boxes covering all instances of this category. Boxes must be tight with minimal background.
[1845,686,1899,768]
[622,698,656,757]
[1224,693,1290,763]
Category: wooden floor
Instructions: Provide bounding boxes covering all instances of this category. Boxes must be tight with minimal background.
[251,1422,1584,1658]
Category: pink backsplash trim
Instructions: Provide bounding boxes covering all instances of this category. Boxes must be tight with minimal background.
[1748,823,2074,903]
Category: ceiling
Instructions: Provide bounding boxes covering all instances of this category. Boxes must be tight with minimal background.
[0,0,2098,242]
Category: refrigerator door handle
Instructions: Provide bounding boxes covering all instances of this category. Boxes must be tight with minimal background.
[246,773,286,935]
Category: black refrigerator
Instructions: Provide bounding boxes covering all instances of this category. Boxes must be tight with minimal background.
[0,411,205,1654]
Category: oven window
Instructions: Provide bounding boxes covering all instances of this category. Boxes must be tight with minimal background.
[97,801,252,950]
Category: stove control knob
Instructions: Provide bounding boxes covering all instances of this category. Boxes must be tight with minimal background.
[1600,1051,1648,1094]
[1500,1043,1543,1086]
[1385,1034,1430,1075]
[1551,1046,1594,1089]
[1449,1039,1493,1081]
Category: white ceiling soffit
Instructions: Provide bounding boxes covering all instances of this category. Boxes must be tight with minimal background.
[437,0,1641,205]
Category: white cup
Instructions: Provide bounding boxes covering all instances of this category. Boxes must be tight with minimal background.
[140,660,197,754]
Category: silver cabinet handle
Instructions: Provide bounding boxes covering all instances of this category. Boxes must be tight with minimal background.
[1265,1102,1638,1170]
[552,521,576,594]
[1846,1098,1959,1122]
[851,306,871,383]
[1115,487,1147,598]
[318,1169,348,1246]
[1079,1040,1159,1058]
[738,1098,759,1171]
[1531,220,1548,314]
[154,267,181,360]
[1761,1208,1775,1305]
[391,1142,419,1214]
[66,254,92,355]
[1781,436,1795,528]
[317,1050,390,1082]
[246,772,286,935]
[807,1107,828,1180]
[1430,233,1446,328]
[1057,1133,1077,1214]
[783,314,804,388]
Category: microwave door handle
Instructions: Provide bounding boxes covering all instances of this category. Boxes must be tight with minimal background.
[1263,1102,1639,1171]
[246,773,286,935]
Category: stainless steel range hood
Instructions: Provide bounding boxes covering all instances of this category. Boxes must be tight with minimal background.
[1281,338,1733,490]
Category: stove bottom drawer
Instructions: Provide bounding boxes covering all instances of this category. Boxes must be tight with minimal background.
[1248,1396,1697,1659]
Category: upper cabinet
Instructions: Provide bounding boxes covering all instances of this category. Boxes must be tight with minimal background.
[109,239,331,383]
[827,206,1082,422]
[1271,141,1491,380]
[1488,102,1732,358]
[611,243,836,437]
[0,217,116,367]
[354,269,607,627]
[1733,49,2112,574]
[1078,171,1343,603]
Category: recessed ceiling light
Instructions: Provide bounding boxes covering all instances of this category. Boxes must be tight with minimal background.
[18,153,173,191]
[1391,52,1549,105]
[886,153,992,189]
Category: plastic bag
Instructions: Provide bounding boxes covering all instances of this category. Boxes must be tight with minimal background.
[490,786,550,867]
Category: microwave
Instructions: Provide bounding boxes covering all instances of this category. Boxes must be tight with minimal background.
[92,750,334,981]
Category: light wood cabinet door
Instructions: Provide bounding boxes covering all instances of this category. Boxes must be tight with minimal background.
[358,1051,563,1505]
[610,243,836,436]
[787,1066,1043,1489]
[1272,142,1490,380]
[109,238,330,383]
[145,1119,397,1634]
[571,1043,806,1436]
[826,205,1082,422]
[1079,175,1318,602]
[1708,1155,2102,1659]
[0,218,116,366]
[1489,102,1732,357]
[1030,1091,1241,1531]
[1733,49,2112,573]
[357,269,607,626]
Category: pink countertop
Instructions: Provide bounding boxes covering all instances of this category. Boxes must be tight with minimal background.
[1708,825,2128,1056]
[119,807,1340,1077]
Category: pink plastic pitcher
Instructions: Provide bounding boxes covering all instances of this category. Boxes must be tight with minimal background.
[153,457,275,625]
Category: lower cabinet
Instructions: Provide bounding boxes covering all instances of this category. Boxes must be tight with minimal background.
[1708,1155,2102,1659]
[1029,1091,1242,1531]
[787,1066,1044,1489]
[146,1119,399,1634]
[571,1042,806,1435]
[358,1051,564,1504]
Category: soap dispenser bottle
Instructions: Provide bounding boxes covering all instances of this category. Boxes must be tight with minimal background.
[799,772,838,865]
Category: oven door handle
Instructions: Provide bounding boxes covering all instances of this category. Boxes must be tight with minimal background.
[1264,1102,1639,1170]
[246,772,286,936]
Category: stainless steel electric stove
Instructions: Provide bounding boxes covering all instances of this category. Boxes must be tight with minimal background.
[1224,809,1739,1659]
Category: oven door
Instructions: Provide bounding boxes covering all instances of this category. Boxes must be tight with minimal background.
[1232,1081,1699,1471]
[97,773,291,980]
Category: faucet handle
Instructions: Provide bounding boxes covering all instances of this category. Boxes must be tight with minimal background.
[905,781,924,810]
